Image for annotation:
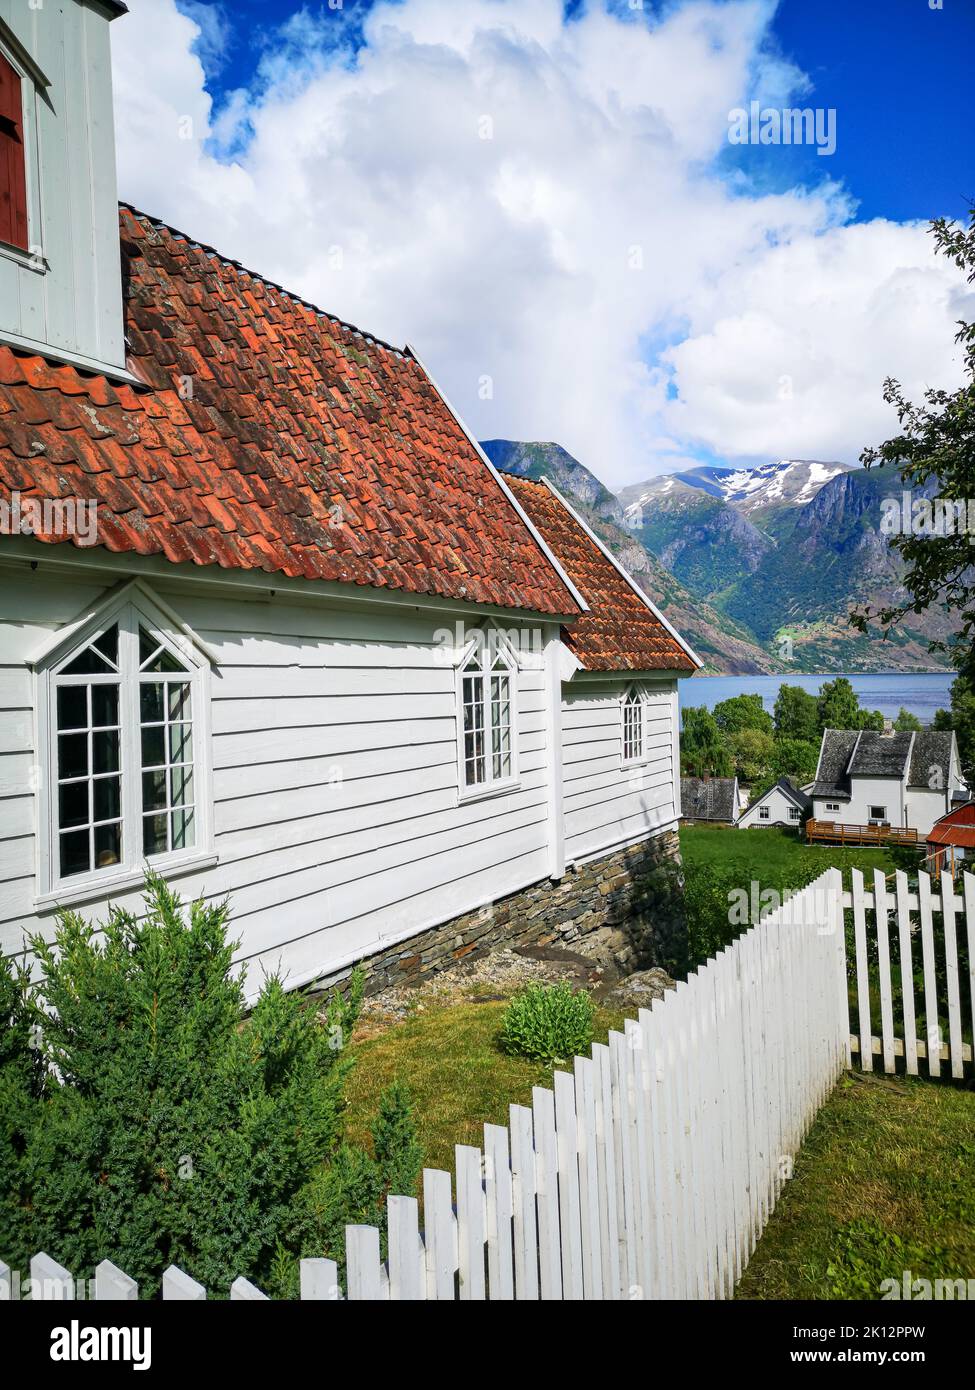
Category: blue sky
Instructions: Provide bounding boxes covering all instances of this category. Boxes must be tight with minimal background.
[183,0,974,226]
[111,0,975,487]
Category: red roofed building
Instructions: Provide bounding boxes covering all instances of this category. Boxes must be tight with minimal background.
[926,801,975,877]
[0,1,697,991]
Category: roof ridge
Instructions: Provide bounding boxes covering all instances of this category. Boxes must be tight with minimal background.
[119,203,411,362]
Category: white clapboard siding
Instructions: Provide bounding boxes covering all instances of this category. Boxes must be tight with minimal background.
[845,870,975,1077]
[0,576,561,988]
[4,871,851,1302]
[561,682,678,863]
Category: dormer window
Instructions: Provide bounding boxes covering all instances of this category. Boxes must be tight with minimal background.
[0,50,28,250]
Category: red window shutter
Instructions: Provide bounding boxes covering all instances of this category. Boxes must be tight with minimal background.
[0,52,28,251]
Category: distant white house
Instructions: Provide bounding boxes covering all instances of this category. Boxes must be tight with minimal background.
[809,729,966,839]
[738,779,811,830]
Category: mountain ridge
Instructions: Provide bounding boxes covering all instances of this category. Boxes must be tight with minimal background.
[484,440,955,675]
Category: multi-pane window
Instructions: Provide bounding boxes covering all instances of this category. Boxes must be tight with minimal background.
[44,599,206,891]
[460,641,515,791]
[622,686,644,763]
[759,805,771,821]
[139,626,195,857]
[55,624,123,879]
[788,806,801,822]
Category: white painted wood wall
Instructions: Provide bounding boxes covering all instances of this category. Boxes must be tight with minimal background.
[0,568,571,993]
[2,870,850,1301]
[562,679,678,865]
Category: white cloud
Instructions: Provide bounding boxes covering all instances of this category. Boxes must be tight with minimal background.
[110,0,970,488]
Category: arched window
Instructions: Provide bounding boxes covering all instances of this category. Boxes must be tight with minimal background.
[39,594,210,896]
[622,685,644,764]
[458,633,517,793]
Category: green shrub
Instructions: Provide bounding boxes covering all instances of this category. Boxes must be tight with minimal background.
[0,872,422,1297]
[498,982,595,1064]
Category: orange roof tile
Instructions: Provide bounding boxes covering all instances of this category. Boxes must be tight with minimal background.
[507,475,697,672]
[0,207,580,617]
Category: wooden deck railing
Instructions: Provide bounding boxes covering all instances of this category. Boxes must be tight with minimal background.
[806,819,920,848]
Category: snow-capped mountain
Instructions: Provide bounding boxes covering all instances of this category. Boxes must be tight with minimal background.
[620,458,857,523]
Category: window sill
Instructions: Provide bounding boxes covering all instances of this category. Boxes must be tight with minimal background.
[35,852,219,915]
[457,777,521,807]
[0,239,46,274]
[621,756,649,771]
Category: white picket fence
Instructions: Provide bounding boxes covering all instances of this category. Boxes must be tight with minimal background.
[2,870,850,1301]
[847,867,975,1079]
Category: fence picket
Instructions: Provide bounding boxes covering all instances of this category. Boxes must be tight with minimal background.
[895,870,918,1076]
[532,1087,562,1300]
[851,869,873,1072]
[30,1253,73,1301]
[553,1070,585,1300]
[94,1259,137,1301]
[455,1145,486,1301]
[346,1225,385,1301]
[300,1258,340,1301]
[388,1194,424,1301]
[966,874,975,1064]
[873,870,895,1074]
[592,1041,622,1299]
[573,1056,603,1300]
[940,872,965,1079]
[162,1265,205,1301]
[509,1104,539,1301]
[423,1168,456,1301]
[230,1277,269,1301]
[918,872,941,1077]
[484,1123,514,1301]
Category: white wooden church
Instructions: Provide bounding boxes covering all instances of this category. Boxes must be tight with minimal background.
[0,0,699,994]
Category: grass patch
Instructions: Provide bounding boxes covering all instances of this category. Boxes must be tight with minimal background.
[680,823,899,886]
[737,1072,975,1300]
[344,999,625,1176]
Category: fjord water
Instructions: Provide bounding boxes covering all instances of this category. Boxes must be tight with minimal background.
[678,672,955,726]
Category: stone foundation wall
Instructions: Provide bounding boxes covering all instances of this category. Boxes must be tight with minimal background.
[318,827,685,998]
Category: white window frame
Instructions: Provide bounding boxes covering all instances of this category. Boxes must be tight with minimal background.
[788,806,801,822]
[758,805,771,821]
[825,801,841,814]
[455,628,519,803]
[35,587,214,907]
[621,683,646,767]
[868,805,888,825]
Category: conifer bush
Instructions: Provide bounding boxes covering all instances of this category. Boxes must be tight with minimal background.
[498,981,595,1064]
[0,873,421,1297]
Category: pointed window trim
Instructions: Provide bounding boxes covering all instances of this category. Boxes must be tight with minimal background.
[35,586,215,909]
[456,626,520,803]
[621,682,646,767]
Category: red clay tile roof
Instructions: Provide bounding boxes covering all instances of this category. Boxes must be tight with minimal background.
[506,475,697,672]
[0,206,580,617]
[928,801,975,848]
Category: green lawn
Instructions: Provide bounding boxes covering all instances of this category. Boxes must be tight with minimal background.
[345,1000,626,1176]
[737,1071,975,1299]
[679,822,900,887]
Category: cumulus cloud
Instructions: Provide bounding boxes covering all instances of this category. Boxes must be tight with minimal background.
[110,0,970,487]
